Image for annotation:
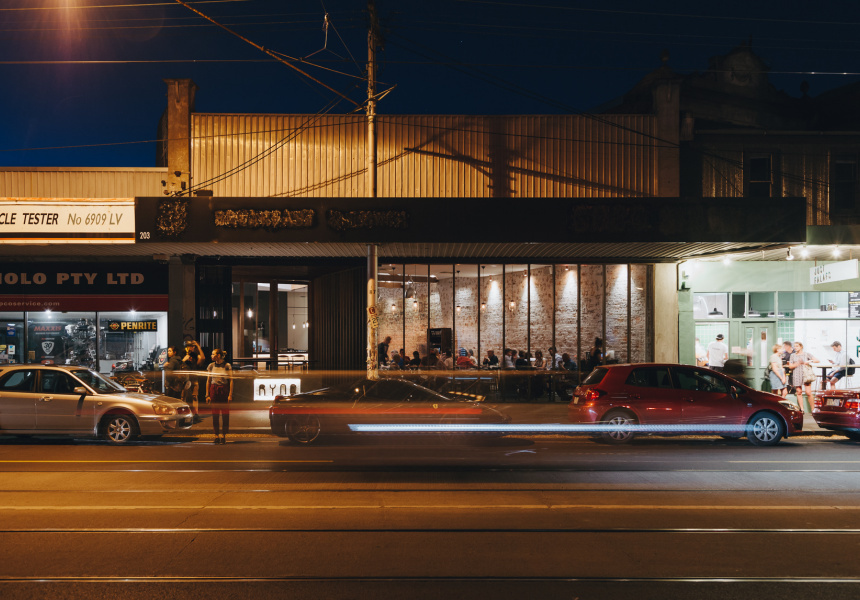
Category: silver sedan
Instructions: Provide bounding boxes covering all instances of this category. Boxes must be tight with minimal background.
[0,364,193,444]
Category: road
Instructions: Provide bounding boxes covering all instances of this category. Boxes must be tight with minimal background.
[1,412,859,599]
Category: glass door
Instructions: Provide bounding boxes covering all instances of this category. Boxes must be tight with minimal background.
[742,321,775,391]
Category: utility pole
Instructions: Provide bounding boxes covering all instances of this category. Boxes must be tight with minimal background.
[366,0,380,380]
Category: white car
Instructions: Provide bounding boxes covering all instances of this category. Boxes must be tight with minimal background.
[0,365,193,444]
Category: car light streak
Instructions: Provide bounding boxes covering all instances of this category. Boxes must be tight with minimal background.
[347,423,754,433]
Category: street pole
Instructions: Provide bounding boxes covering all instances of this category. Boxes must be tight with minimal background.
[366,0,380,380]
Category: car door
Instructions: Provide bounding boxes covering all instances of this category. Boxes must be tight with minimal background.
[0,369,37,431]
[672,366,745,426]
[621,366,684,424]
[35,370,93,432]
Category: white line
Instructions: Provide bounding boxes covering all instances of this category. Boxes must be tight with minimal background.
[2,505,860,511]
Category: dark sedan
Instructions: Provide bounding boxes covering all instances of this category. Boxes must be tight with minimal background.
[269,377,510,444]
[568,363,804,445]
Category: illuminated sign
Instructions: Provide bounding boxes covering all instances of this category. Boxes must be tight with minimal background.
[0,199,135,244]
[253,378,301,402]
[107,320,158,332]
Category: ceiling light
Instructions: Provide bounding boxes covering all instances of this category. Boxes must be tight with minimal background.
[708,307,723,317]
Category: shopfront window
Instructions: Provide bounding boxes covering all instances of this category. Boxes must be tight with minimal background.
[693,292,728,319]
[27,311,96,369]
[0,312,24,364]
[372,262,652,371]
[99,312,166,373]
[778,292,848,319]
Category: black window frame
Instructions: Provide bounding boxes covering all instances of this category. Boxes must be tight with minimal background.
[830,152,859,215]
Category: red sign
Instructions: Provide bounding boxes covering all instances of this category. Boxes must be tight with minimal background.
[0,295,168,312]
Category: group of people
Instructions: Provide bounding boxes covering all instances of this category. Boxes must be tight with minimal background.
[767,340,848,412]
[162,339,234,444]
[705,332,850,413]
[377,334,591,373]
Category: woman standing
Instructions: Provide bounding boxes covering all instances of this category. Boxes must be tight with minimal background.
[205,349,233,444]
[768,344,788,398]
[788,341,818,412]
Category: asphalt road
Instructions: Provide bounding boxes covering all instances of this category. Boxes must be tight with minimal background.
[0,414,858,599]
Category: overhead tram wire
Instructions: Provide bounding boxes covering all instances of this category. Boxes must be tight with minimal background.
[172,0,361,109]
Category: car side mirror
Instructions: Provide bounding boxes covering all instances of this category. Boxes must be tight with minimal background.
[73,386,89,395]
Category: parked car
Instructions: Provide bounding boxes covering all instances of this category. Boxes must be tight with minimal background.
[568,363,803,445]
[812,389,860,440]
[269,377,511,444]
[0,364,193,444]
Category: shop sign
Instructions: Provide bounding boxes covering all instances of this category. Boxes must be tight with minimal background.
[810,259,859,285]
[850,292,860,318]
[106,320,158,332]
[253,378,301,401]
[0,199,135,243]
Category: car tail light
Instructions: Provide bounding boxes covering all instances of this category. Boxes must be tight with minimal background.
[846,399,860,411]
[814,396,823,408]
[583,389,605,405]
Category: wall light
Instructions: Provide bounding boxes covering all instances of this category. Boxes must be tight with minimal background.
[833,246,841,258]
[786,248,794,261]
[456,305,461,312]
[722,257,731,266]
[413,300,418,309]
[247,308,253,318]
[391,303,397,311]
[481,302,486,310]
[801,246,810,258]
[509,301,516,311]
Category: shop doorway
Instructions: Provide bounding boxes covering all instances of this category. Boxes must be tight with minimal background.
[739,321,776,391]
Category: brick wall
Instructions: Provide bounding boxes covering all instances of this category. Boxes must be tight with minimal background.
[377,263,650,364]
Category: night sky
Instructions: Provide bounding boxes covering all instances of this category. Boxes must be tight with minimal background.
[1,0,859,167]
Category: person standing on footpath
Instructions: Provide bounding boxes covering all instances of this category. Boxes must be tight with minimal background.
[181,339,205,420]
[768,344,788,398]
[788,341,819,413]
[707,333,728,372]
[206,349,233,444]
[162,345,184,399]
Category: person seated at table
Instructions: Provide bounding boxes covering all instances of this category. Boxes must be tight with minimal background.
[409,351,422,367]
[483,349,499,367]
[827,341,848,387]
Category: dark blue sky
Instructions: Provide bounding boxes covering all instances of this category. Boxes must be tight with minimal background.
[2,0,859,167]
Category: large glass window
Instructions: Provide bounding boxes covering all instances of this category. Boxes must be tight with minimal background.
[693,293,728,319]
[28,311,96,369]
[479,264,503,366]
[0,312,24,364]
[98,311,167,373]
[778,292,848,319]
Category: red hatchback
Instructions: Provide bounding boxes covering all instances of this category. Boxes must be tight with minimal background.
[812,389,860,440]
[568,363,804,445]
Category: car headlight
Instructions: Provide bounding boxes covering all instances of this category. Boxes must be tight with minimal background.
[779,400,801,412]
[152,403,176,416]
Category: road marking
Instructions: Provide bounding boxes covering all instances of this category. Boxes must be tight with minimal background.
[2,505,860,511]
[0,460,332,464]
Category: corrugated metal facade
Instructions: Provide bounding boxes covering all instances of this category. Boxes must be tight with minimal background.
[192,114,659,199]
[0,167,167,198]
[700,144,830,226]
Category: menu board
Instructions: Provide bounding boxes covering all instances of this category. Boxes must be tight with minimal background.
[850,292,860,318]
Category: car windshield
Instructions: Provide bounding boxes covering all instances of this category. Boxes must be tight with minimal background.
[71,369,127,394]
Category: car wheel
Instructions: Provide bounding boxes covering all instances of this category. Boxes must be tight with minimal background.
[286,415,321,445]
[101,413,139,445]
[746,412,785,446]
[600,410,636,444]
